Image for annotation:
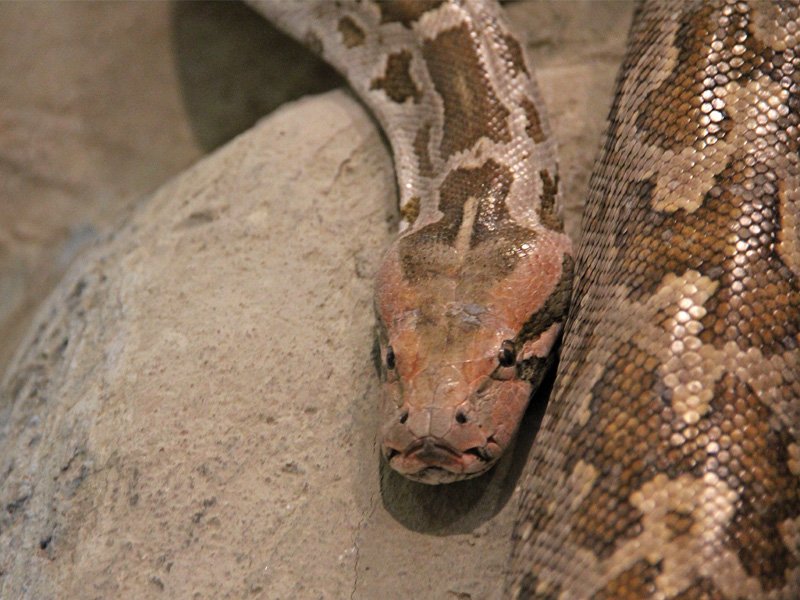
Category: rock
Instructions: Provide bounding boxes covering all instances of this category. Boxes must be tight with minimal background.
[0,1,340,377]
[0,91,524,599]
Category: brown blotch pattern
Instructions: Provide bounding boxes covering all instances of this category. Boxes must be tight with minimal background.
[520,97,546,144]
[375,0,444,29]
[538,170,563,232]
[422,24,512,159]
[636,4,732,151]
[400,196,421,226]
[614,162,800,359]
[370,50,421,104]
[337,16,365,48]
[565,340,660,560]
[413,123,434,178]
[566,346,800,588]
[499,33,530,78]
[594,560,661,600]
[399,159,535,280]
[715,374,800,590]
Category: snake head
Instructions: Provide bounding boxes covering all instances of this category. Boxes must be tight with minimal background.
[374,231,572,484]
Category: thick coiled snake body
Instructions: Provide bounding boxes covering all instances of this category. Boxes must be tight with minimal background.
[508,2,800,598]
[249,0,800,597]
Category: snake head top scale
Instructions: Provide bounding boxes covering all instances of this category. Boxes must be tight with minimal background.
[375,220,572,483]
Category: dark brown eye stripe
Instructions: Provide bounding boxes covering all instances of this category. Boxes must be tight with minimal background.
[537,169,562,232]
[514,254,573,346]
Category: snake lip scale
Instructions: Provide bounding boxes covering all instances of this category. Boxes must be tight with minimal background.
[385,434,497,482]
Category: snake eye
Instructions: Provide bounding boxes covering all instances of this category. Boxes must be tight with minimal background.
[498,340,516,367]
[386,346,396,370]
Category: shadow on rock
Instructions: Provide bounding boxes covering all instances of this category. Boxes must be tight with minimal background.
[171,0,342,151]
[379,366,555,535]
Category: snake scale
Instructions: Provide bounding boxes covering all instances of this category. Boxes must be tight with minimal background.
[248,1,799,598]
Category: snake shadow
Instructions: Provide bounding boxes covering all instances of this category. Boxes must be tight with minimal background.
[379,364,555,535]
[170,0,342,152]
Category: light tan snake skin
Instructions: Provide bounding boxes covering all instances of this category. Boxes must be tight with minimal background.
[249,0,800,597]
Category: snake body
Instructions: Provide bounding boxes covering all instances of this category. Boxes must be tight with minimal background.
[249,0,800,596]
[508,2,800,598]
[250,0,572,484]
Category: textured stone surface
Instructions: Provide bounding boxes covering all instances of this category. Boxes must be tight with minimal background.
[0,2,634,598]
[0,91,524,599]
[0,1,340,378]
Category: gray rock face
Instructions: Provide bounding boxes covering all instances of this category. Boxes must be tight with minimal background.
[0,92,522,599]
[0,2,634,598]
[0,1,341,379]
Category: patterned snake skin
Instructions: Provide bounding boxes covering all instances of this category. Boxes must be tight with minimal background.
[248,0,800,596]
[508,1,800,598]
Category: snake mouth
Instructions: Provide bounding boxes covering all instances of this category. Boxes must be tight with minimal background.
[403,437,461,459]
[384,436,497,483]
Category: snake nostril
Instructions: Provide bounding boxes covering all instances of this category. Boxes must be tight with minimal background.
[399,410,409,424]
[455,410,468,424]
